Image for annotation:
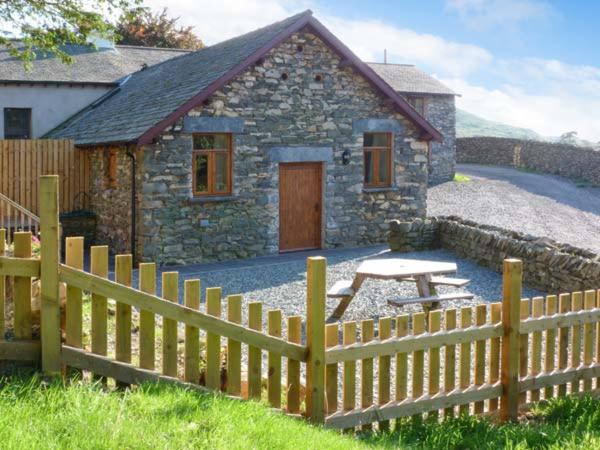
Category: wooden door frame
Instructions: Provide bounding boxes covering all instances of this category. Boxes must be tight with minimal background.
[278,162,324,253]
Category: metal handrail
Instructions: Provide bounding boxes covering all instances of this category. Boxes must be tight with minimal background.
[0,192,40,222]
[0,192,41,246]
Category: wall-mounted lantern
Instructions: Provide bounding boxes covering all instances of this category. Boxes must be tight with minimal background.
[342,149,351,165]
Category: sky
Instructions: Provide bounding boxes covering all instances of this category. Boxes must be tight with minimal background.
[143,0,600,141]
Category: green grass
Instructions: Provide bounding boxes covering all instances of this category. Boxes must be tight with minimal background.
[2,376,600,449]
[0,376,363,450]
[453,173,472,183]
[364,395,600,449]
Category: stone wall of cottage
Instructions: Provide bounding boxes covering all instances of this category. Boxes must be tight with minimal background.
[425,95,456,185]
[139,31,429,265]
[88,146,143,255]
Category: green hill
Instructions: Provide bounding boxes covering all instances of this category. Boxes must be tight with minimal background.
[456,109,542,140]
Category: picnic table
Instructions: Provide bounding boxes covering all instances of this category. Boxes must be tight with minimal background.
[327,258,473,322]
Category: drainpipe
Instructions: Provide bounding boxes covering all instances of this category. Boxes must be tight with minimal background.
[125,146,137,265]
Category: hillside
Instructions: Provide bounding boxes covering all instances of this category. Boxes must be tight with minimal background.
[456,109,542,140]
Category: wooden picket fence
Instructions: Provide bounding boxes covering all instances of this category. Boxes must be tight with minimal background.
[1,175,600,429]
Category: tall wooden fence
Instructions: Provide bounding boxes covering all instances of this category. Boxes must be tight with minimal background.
[0,139,90,215]
[1,175,600,431]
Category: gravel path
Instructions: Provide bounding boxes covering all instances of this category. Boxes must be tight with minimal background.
[154,246,542,328]
[429,164,600,253]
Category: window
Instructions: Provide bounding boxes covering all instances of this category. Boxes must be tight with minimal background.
[4,108,31,139]
[192,133,232,196]
[363,132,392,188]
[407,97,425,116]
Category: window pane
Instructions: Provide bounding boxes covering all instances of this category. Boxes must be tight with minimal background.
[194,154,208,193]
[193,134,229,149]
[364,132,388,147]
[215,153,228,192]
[410,98,424,115]
[4,108,31,139]
[378,150,390,184]
[364,151,374,184]
[213,134,229,149]
[193,135,214,149]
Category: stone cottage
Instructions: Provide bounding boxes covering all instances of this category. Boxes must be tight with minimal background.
[368,63,457,184]
[47,10,446,265]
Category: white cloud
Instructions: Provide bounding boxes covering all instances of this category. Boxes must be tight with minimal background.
[321,16,492,77]
[145,0,492,77]
[445,0,556,29]
[144,0,308,44]
[443,75,600,141]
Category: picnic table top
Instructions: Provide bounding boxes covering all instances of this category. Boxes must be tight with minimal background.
[356,258,457,279]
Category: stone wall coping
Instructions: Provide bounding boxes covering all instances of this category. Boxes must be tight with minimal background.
[267,146,333,163]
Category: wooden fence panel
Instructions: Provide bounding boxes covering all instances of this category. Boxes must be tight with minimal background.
[544,295,558,400]
[227,295,243,397]
[287,315,302,414]
[343,321,357,426]
[0,229,5,336]
[378,317,391,430]
[444,309,457,418]
[361,319,374,431]
[488,302,501,411]
[0,139,89,216]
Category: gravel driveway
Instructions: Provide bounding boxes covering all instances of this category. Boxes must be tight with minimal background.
[147,245,541,329]
[429,164,600,252]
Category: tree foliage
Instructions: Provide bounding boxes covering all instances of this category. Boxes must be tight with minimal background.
[558,131,578,145]
[0,0,143,68]
[115,7,203,50]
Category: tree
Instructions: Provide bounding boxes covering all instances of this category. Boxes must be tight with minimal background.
[115,7,203,50]
[0,0,143,68]
[558,131,579,145]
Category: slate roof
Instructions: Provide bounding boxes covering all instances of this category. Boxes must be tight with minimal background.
[367,63,456,96]
[46,12,313,145]
[46,11,443,145]
[0,44,190,84]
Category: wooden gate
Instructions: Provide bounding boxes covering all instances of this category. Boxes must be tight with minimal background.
[0,139,90,215]
[279,162,322,252]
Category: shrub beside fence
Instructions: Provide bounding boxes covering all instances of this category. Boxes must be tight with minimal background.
[1,175,600,430]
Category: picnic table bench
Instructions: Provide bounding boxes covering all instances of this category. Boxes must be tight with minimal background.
[327,258,473,322]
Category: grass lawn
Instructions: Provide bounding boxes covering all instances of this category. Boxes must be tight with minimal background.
[1,376,600,449]
[453,173,472,183]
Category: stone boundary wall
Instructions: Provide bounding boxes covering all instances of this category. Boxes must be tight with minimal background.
[457,137,600,185]
[389,216,600,293]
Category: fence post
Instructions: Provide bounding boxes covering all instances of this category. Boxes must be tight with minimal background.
[306,256,326,424]
[500,258,523,422]
[40,175,61,375]
[0,229,5,337]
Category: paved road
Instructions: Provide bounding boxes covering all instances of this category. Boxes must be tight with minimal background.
[428,164,600,252]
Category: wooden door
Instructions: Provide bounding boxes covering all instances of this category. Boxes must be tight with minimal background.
[279,162,322,252]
